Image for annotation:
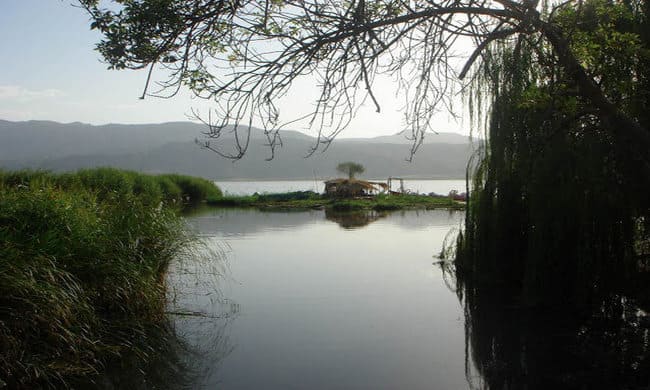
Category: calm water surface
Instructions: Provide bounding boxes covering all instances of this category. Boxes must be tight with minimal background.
[169,208,471,389]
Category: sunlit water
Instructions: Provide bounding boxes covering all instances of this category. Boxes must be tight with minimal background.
[215,179,467,196]
[168,208,471,389]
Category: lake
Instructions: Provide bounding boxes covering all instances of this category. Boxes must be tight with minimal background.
[215,179,467,196]
[168,207,471,389]
[161,205,650,389]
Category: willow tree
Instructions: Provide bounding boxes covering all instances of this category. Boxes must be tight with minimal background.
[452,3,650,379]
[454,0,650,307]
[78,1,650,303]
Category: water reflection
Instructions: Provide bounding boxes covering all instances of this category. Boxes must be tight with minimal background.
[324,209,388,229]
[137,206,650,389]
[184,206,463,235]
[451,268,650,389]
[175,208,469,389]
[184,206,324,236]
[95,309,236,389]
[164,240,237,389]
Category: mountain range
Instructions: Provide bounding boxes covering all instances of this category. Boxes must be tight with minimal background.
[0,119,478,180]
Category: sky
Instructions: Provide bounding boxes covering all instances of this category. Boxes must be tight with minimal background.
[0,1,469,138]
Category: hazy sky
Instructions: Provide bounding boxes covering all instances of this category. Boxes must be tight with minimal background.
[0,1,469,138]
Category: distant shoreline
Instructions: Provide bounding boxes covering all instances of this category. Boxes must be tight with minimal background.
[213,177,466,182]
[207,191,465,211]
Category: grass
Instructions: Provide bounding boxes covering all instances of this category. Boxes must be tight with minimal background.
[0,168,220,388]
[207,191,462,211]
[0,167,222,205]
[207,191,324,209]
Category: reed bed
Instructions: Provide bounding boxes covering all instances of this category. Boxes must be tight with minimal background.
[0,167,222,205]
[0,168,221,388]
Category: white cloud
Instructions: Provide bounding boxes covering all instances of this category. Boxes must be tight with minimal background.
[0,85,65,101]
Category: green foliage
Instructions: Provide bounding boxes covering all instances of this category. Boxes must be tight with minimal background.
[0,182,191,388]
[0,168,220,387]
[256,191,320,202]
[207,194,258,207]
[373,193,459,210]
[330,200,367,212]
[157,173,222,202]
[74,167,137,200]
[207,191,321,208]
[451,6,650,386]
[156,175,183,201]
[0,168,222,205]
[336,162,365,179]
[457,0,650,307]
[555,0,648,115]
[207,191,460,211]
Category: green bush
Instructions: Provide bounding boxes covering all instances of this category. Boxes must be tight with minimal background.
[331,200,366,211]
[156,175,183,203]
[76,167,136,200]
[0,169,54,189]
[0,173,195,387]
[0,168,222,205]
[207,194,257,207]
[256,191,320,202]
[131,172,163,204]
[159,173,222,202]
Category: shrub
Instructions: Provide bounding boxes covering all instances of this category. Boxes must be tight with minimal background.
[75,167,136,200]
[256,191,320,202]
[159,174,222,202]
[0,176,192,387]
[0,168,222,205]
[156,175,183,203]
[331,200,366,211]
[207,194,257,207]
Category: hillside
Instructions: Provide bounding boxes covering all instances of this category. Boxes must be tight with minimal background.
[0,120,478,179]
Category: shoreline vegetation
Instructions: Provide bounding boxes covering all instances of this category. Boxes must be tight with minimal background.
[0,168,460,387]
[0,168,221,388]
[206,191,464,211]
[215,176,465,181]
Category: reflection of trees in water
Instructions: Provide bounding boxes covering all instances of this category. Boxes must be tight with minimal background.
[91,240,236,389]
[186,206,464,234]
[445,262,650,389]
[105,239,238,389]
[325,209,388,229]
[382,209,464,231]
[171,304,237,389]
[96,312,235,390]
[444,3,650,386]
[184,206,324,236]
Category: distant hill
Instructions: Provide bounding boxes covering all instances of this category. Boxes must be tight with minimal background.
[344,131,471,145]
[0,120,479,180]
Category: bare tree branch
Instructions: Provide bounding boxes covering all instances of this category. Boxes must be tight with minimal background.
[78,0,649,163]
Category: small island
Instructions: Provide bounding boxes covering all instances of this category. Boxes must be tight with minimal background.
[208,162,464,211]
[208,183,464,212]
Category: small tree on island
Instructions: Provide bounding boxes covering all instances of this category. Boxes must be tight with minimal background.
[337,162,365,180]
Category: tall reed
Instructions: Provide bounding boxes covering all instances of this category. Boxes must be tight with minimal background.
[0,168,217,387]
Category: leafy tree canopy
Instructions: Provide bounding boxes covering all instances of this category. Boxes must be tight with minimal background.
[336,162,365,179]
[456,0,650,307]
